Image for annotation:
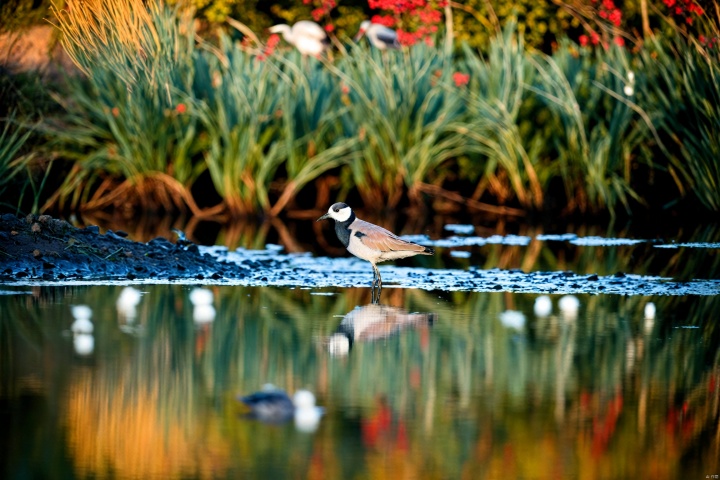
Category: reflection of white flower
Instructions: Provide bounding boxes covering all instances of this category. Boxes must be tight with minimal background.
[624,85,634,96]
[74,333,94,356]
[644,302,656,319]
[533,295,552,317]
[559,295,580,321]
[499,310,526,331]
[190,288,214,306]
[627,70,635,83]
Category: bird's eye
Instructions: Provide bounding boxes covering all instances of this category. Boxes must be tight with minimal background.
[333,208,339,212]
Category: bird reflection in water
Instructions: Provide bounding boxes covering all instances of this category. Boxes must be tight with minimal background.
[326,304,436,356]
[239,384,325,433]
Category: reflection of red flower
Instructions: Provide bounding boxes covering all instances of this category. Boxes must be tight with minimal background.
[452,72,470,87]
[111,107,120,117]
[176,103,187,114]
[341,84,350,95]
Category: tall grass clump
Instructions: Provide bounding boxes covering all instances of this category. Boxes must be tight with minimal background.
[528,41,654,215]
[329,43,466,209]
[194,41,357,216]
[47,0,205,213]
[0,113,34,208]
[638,32,720,211]
[454,26,544,210]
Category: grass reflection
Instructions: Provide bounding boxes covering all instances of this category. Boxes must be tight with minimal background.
[0,286,718,478]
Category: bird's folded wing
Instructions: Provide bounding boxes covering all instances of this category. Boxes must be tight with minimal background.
[375,27,398,45]
[355,220,427,252]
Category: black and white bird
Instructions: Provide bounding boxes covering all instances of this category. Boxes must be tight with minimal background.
[353,20,400,50]
[269,21,329,57]
[317,202,434,303]
[239,384,324,432]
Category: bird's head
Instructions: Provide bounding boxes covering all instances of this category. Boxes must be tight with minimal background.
[268,24,290,36]
[317,202,352,222]
[353,20,371,41]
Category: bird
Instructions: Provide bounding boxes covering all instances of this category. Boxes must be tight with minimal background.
[327,304,436,356]
[268,21,329,57]
[317,202,434,303]
[353,20,400,50]
[239,385,324,432]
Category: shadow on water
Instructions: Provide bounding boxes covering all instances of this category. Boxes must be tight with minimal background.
[1,285,719,479]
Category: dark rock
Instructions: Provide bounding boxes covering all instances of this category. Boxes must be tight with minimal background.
[148,237,174,249]
[82,225,100,235]
[587,274,599,281]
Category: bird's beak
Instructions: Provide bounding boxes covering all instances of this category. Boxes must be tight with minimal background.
[317,213,330,222]
[353,29,366,41]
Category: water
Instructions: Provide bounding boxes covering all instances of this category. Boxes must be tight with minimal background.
[2,284,719,479]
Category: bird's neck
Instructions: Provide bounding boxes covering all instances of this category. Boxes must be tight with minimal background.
[334,211,355,247]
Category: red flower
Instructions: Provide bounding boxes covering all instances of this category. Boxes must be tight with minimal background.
[311,8,325,21]
[175,103,187,114]
[579,34,589,46]
[111,107,120,117]
[396,30,417,46]
[341,84,350,95]
[324,23,335,33]
[452,72,470,87]
[613,36,625,46]
[370,14,396,27]
[267,34,280,48]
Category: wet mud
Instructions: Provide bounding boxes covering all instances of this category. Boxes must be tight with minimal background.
[2,214,719,296]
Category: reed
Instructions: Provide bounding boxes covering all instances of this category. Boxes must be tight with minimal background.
[528,40,651,215]
[48,0,204,213]
[454,26,544,210]
[328,43,466,209]
[0,112,37,210]
[637,31,720,212]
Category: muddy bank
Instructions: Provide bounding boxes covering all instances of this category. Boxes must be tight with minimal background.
[2,213,720,296]
[0,214,251,282]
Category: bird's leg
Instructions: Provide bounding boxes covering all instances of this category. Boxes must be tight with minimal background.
[371,264,382,304]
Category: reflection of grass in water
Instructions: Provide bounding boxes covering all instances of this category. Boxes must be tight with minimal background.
[64,372,231,479]
[2,286,718,478]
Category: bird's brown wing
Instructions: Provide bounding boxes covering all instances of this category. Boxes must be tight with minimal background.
[354,219,429,253]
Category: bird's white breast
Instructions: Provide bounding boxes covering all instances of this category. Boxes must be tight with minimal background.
[347,230,383,263]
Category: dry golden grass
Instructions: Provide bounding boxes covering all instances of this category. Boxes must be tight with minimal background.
[51,0,161,79]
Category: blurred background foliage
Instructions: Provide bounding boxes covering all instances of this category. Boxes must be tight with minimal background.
[0,0,718,221]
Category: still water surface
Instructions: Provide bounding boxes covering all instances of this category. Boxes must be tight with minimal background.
[2,284,719,479]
